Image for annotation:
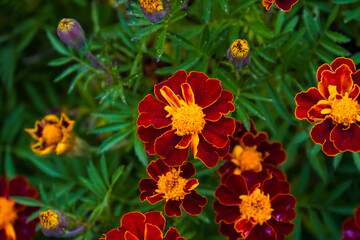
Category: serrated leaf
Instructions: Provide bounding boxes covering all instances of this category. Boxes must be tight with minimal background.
[46,31,70,56]
[132,24,163,41]
[54,64,81,82]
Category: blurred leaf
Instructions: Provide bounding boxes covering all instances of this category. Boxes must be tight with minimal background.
[11,196,46,207]
[98,130,132,153]
[46,31,70,56]
[134,135,148,167]
[54,64,81,82]
[155,26,167,60]
[132,24,164,41]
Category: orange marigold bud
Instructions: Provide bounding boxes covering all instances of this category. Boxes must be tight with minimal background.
[227,39,251,70]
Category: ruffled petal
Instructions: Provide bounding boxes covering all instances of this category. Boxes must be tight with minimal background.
[154,70,187,104]
[330,57,356,73]
[164,200,182,217]
[147,194,165,204]
[316,63,331,82]
[330,123,360,152]
[234,218,255,239]
[271,194,296,222]
[352,70,360,87]
[219,222,242,240]
[182,191,207,215]
[181,83,195,105]
[121,212,146,239]
[185,179,199,191]
[59,113,75,132]
[124,231,140,240]
[203,90,235,121]
[318,65,353,99]
[310,119,339,156]
[201,116,235,148]
[147,159,170,181]
[262,175,290,199]
[241,170,271,193]
[274,0,299,11]
[175,135,192,149]
[295,88,324,122]
[139,179,158,201]
[137,95,171,129]
[241,132,267,147]
[355,207,360,227]
[213,200,241,224]
[195,135,223,168]
[245,223,276,240]
[179,161,196,179]
[103,228,125,240]
[137,126,170,155]
[267,218,294,237]
[258,142,286,166]
[163,227,181,240]
[308,104,332,121]
[144,223,163,240]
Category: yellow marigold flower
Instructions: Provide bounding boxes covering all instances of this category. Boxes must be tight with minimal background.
[25,113,75,156]
[227,39,251,69]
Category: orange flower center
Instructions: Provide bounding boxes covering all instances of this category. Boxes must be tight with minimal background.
[319,85,360,127]
[231,145,263,174]
[58,19,74,32]
[39,210,60,230]
[0,197,18,240]
[239,188,273,225]
[230,39,249,59]
[42,124,63,145]
[139,0,164,13]
[155,168,188,201]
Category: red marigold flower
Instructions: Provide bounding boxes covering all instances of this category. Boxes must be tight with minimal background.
[262,0,299,12]
[342,206,360,240]
[100,211,186,240]
[137,70,236,168]
[139,159,207,217]
[219,119,287,182]
[0,176,39,240]
[214,170,296,240]
[295,57,360,156]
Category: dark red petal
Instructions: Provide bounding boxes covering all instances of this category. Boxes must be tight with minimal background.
[219,222,242,240]
[343,218,360,240]
[258,142,286,166]
[215,185,242,206]
[355,207,360,227]
[185,179,198,190]
[121,212,145,239]
[262,175,290,199]
[147,194,165,204]
[241,170,271,192]
[232,120,257,141]
[165,200,182,217]
[201,116,235,148]
[316,63,331,82]
[310,119,339,156]
[176,135,192,149]
[216,141,231,158]
[187,72,222,109]
[352,70,360,87]
[139,179,157,201]
[0,176,7,196]
[263,164,287,181]
[308,104,332,121]
[271,194,296,222]
[246,223,276,240]
[179,161,196,179]
[241,132,268,147]
[203,90,235,121]
[268,218,294,237]
[330,57,356,73]
[137,95,171,128]
[295,88,324,122]
[154,70,187,104]
[144,223,163,240]
[330,123,360,152]
[8,177,38,211]
[274,0,299,11]
[147,159,170,181]
[13,216,38,240]
[349,84,360,99]
[137,126,170,155]
[182,191,207,215]
[318,65,353,99]
[213,200,240,224]
[125,231,140,240]
[155,130,189,166]
[164,227,181,240]
[195,135,220,168]
[234,218,255,239]
[103,228,125,240]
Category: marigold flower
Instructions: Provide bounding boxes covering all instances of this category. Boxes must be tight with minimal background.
[139,0,166,23]
[214,170,296,240]
[100,211,186,240]
[295,57,360,156]
[0,176,38,240]
[137,70,236,168]
[139,159,207,217]
[218,119,287,182]
[227,39,251,70]
[57,18,86,50]
[262,0,299,12]
[342,207,360,240]
[39,210,67,237]
[25,113,75,155]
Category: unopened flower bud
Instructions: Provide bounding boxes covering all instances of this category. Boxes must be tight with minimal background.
[139,0,166,23]
[39,210,67,237]
[227,39,251,70]
[57,18,86,50]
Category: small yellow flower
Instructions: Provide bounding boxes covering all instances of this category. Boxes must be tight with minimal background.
[39,210,60,230]
[25,113,75,155]
[139,0,164,13]
[230,39,250,59]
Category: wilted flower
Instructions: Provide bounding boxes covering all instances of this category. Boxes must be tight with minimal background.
[227,39,251,70]
[295,57,360,156]
[139,0,166,23]
[0,176,38,240]
[139,159,207,217]
[100,211,186,240]
[137,70,235,168]
[25,113,75,155]
[342,206,360,240]
[262,0,299,12]
[218,119,287,182]
[57,18,86,50]
[39,210,67,238]
[214,170,296,240]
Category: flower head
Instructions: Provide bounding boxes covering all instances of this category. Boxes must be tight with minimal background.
[57,18,86,50]
[25,113,75,155]
[139,0,166,23]
[139,159,207,217]
[219,120,287,182]
[295,57,360,156]
[262,0,299,12]
[100,211,186,240]
[227,39,251,70]
[137,70,235,168]
[0,176,39,240]
[214,170,296,240]
[343,206,360,240]
[39,210,67,237]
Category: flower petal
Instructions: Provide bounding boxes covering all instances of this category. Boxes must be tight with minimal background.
[245,223,276,240]
[310,119,339,156]
[355,207,360,227]
[216,174,248,205]
[308,104,332,122]
[103,228,125,240]
[175,135,192,149]
[144,223,162,240]
[163,227,181,240]
[0,176,7,196]
[137,95,171,129]
[201,116,235,148]
[195,134,223,168]
[182,191,207,215]
[154,70,187,104]
[316,63,331,82]
[234,218,255,239]
[139,179,158,201]
[295,88,324,122]
[271,194,296,222]
[181,83,195,105]
[274,0,299,11]
[352,70,360,87]
[241,132,267,147]
[164,199,182,217]
[203,90,235,121]
[137,126,170,155]
[242,170,271,193]
[267,218,294,237]
[343,218,360,240]
[147,194,165,204]
[179,161,196,179]
[258,142,286,166]
[330,123,360,152]
[330,57,356,73]
[59,113,75,132]
[147,159,170,181]
[219,222,242,240]
[262,175,290,199]
[213,200,241,224]
[125,231,140,240]
[185,179,199,191]
[121,212,146,239]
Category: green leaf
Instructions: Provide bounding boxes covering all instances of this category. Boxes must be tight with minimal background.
[132,24,163,41]
[98,130,132,153]
[100,155,110,187]
[54,64,81,82]
[325,180,352,205]
[325,31,351,43]
[111,165,124,185]
[241,92,272,102]
[68,68,88,93]
[91,123,131,134]
[166,11,187,24]
[307,209,326,240]
[87,159,107,195]
[134,135,148,167]
[10,196,46,207]
[249,23,273,39]
[333,152,343,169]
[320,40,350,56]
[48,57,73,66]
[155,26,167,60]
[24,154,62,178]
[5,147,15,178]
[352,152,360,170]
[46,31,70,56]
[202,0,213,24]
[352,52,360,65]
[325,6,339,29]
[333,0,360,4]
[218,0,229,14]
[275,11,285,35]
